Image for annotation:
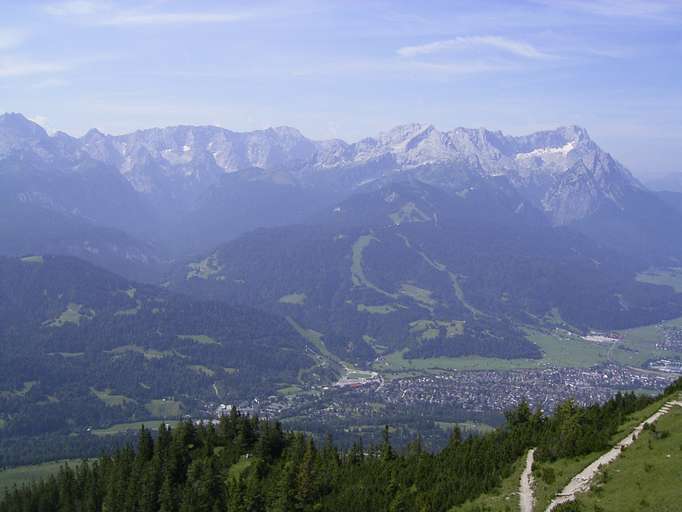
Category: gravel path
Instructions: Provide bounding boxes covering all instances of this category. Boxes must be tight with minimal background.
[520,448,536,512]
[546,399,682,511]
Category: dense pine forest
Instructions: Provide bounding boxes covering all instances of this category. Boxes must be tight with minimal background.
[4,379,680,512]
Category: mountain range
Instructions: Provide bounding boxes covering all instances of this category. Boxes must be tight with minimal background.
[1,112,682,438]
[4,112,679,271]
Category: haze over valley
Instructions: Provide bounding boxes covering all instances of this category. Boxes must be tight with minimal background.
[2,1,682,510]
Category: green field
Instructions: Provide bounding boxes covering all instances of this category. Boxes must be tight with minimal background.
[375,327,609,374]
[90,387,134,407]
[0,459,91,493]
[20,255,44,264]
[92,419,181,436]
[0,381,37,399]
[399,283,437,307]
[287,316,342,365]
[188,364,215,376]
[374,306,682,375]
[45,302,95,327]
[278,384,303,396]
[572,404,682,511]
[106,344,178,360]
[278,293,306,305]
[351,234,397,298]
[356,303,398,314]
[186,253,223,280]
[636,267,682,293]
[227,456,255,481]
[177,334,219,345]
[145,399,183,417]
[611,315,682,367]
[435,421,495,435]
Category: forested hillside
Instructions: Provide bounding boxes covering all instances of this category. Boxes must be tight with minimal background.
[0,256,318,438]
[171,181,682,365]
[3,380,678,512]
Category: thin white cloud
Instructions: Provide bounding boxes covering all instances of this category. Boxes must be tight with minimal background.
[0,28,27,50]
[0,57,68,77]
[289,57,518,78]
[45,1,258,26]
[101,11,252,26]
[44,1,106,16]
[397,36,552,59]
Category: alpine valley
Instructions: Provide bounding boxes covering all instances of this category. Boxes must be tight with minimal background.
[2,112,682,459]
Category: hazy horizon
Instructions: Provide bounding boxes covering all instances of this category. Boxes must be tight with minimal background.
[2,0,681,177]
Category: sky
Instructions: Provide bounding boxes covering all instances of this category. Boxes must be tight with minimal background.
[1,0,681,177]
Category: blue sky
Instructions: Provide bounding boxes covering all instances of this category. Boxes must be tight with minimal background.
[1,0,681,177]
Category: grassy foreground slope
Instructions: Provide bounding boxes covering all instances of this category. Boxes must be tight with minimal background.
[568,402,682,511]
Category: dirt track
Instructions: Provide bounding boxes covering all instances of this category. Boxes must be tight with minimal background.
[519,448,535,512]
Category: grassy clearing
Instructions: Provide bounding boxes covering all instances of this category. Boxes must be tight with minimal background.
[278,293,306,305]
[90,387,133,407]
[435,421,495,435]
[363,334,389,354]
[51,352,85,358]
[186,253,223,280]
[525,329,607,367]
[636,267,682,293]
[350,235,397,298]
[0,381,38,399]
[92,420,181,436]
[389,202,430,225]
[612,315,682,367]
[448,272,483,316]
[375,327,608,373]
[450,451,526,511]
[400,283,437,307]
[45,303,95,327]
[409,319,465,340]
[177,334,219,345]
[106,344,177,360]
[286,317,341,365]
[356,303,398,314]
[188,364,215,376]
[114,300,142,316]
[227,457,254,481]
[0,459,94,493]
[146,399,183,418]
[20,255,44,264]
[278,385,303,396]
[574,405,682,511]
[345,370,376,380]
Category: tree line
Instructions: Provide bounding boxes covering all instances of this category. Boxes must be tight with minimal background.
[3,378,678,512]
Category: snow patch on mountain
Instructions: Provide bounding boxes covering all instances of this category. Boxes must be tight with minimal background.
[0,112,646,225]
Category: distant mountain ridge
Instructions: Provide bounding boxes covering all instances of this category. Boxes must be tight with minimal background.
[1,113,642,224]
[1,112,679,273]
